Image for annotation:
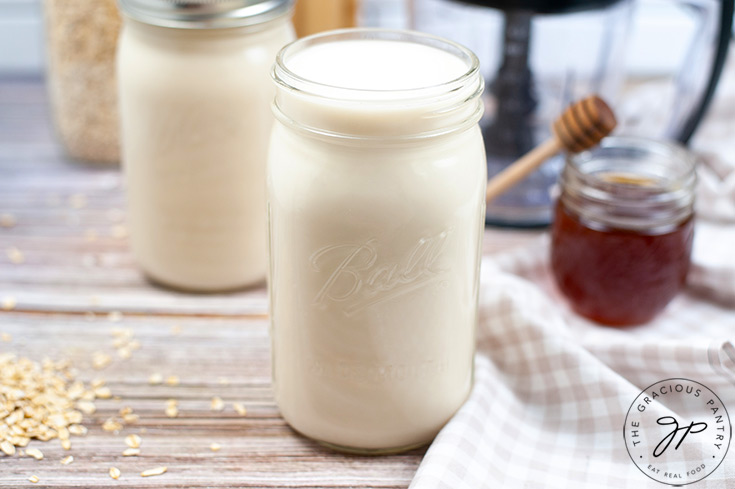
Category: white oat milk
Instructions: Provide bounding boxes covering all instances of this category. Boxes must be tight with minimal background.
[117,0,294,291]
[267,29,486,452]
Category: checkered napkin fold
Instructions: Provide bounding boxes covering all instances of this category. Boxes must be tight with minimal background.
[410,158,735,487]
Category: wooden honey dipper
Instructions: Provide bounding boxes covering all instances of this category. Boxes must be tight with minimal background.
[485,95,617,203]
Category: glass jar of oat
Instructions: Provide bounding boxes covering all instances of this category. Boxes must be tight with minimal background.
[268,29,486,453]
[44,0,121,162]
[117,0,294,291]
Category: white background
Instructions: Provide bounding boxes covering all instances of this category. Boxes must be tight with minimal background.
[0,0,730,77]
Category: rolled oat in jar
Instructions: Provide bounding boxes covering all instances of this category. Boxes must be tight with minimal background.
[44,0,121,163]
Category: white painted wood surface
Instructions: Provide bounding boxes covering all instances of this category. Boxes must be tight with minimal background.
[0,78,540,488]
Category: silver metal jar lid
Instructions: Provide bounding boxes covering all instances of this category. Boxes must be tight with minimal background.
[118,0,292,29]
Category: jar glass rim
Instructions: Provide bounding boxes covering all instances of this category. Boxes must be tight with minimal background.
[560,136,697,232]
[272,28,481,103]
[568,136,697,189]
[118,0,292,29]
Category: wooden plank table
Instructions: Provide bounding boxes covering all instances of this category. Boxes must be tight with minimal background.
[0,77,540,488]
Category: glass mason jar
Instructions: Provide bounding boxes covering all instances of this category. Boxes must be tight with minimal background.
[267,29,486,453]
[551,137,696,326]
[117,0,294,292]
[44,0,121,163]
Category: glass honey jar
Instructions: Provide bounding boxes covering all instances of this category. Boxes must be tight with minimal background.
[551,137,696,326]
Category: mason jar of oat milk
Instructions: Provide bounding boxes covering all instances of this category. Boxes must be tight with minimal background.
[268,29,486,453]
[117,0,294,291]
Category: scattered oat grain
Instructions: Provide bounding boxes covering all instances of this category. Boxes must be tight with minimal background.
[61,439,72,450]
[148,373,163,385]
[141,466,167,477]
[0,213,16,228]
[68,424,87,436]
[1,440,15,456]
[64,411,84,422]
[107,311,123,322]
[77,400,96,415]
[28,475,39,483]
[125,434,141,449]
[61,455,74,465]
[233,402,247,416]
[102,418,123,432]
[2,296,16,311]
[109,466,121,480]
[13,438,30,448]
[94,386,112,399]
[165,375,179,386]
[26,448,44,460]
[117,347,132,360]
[119,406,139,423]
[92,351,112,370]
[210,442,221,452]
[211,396,224,411]
[111,327,132,338]
[122,448,140,457]
[123,413,139,423]
[6,247,24,264]
[165,399,179,417]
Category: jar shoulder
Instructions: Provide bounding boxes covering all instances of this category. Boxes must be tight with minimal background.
[267,124,487,210]
[118,20,294,69]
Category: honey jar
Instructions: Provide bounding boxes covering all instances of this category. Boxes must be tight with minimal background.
[551,137,696,326]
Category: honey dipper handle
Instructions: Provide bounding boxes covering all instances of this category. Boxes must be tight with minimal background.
[485,137,562,203]
[485,95,616,203]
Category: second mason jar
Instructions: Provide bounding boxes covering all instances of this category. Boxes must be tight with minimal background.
[117,0,294,291]
[268,29,486,452]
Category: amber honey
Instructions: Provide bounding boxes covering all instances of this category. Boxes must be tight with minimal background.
[551,201,694,325]
[550,138,696,326]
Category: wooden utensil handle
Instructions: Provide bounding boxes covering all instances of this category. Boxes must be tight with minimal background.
[485,137,563,203]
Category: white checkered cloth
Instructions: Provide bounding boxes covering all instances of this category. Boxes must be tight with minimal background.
[410,229,735,488]
[410,68,735,487]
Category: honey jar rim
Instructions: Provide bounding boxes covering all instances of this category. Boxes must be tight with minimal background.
[560,136,696,232]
